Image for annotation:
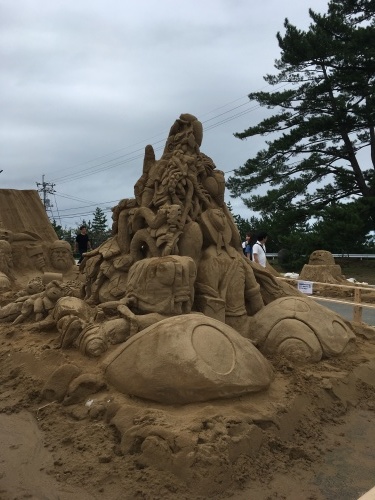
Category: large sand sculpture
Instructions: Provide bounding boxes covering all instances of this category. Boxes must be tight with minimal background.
[1,113,374,498]
[0,189,78,290]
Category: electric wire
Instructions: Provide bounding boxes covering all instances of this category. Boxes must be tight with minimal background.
[51,103,258,185]
[49,95,253,182]
[45,83,291,221]
[49,83,290,186]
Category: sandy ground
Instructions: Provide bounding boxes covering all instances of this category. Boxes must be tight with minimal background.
[1,317,375,499]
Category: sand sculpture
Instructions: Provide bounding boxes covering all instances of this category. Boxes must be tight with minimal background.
[3,114,374,498]
[299,249,346,283]
[49,240,76,272]
[0,114,357,408]
[0,191,78,290]
[298,249,375,307]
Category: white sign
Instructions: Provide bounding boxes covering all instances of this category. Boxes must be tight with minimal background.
[297,280,313,295]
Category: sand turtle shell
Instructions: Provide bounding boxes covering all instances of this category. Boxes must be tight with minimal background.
[251,296,356,363]
[102,313,274,404]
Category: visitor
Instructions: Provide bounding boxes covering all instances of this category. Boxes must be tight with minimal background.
[252,231,268,268]
[244,233,252,259]
[75,226,92,264]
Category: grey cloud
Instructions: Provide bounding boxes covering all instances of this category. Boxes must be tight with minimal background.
[1,0,329,224]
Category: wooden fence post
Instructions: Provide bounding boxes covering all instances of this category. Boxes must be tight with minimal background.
[353,287,362,323]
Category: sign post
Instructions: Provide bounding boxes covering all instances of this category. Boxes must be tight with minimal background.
[297,281,313,295]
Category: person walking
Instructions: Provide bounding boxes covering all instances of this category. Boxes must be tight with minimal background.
[252,231,268,267]
[75,225,92,264]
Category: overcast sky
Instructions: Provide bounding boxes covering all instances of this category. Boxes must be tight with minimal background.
[1,0,330,228]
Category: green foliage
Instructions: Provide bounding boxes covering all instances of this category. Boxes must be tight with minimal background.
[75,219,92,234]
[243,199,374,270]
[235,216,252,242]
[309,200,374,253]
[228,0,375,241]
[50,219,75,250]
[50,208,111,255]
[51,219,63,239]
[227,201,284,251]
[227,204,250,241]
[90,207,111,248]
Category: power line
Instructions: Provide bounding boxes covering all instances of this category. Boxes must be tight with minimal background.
[48,82,291,186]
[53,197,119,212]
[52,165,239,222]
[50,132,170,182]
[56,210,112,219]
[49,95,253,182]
[41,85,293,220]
[49,104,252,186]
[45,163,243,223]
[53,191,116,205]
[47,91,273,186]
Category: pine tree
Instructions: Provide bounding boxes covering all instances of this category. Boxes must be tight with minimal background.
[51,219,75,250]
[90,207,110,248]
[51,219,64,239]
[227,0,375,236]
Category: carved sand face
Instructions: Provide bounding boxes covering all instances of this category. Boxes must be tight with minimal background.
[26,281,44,295]
[50,245,73,271]
[28,250,46,271]
[0,229,14,243]
[309,250,335,266]
[167,204,181,218]
[45,283,64,302]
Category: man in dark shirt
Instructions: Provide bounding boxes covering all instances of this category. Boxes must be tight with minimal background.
[75,225,91,264]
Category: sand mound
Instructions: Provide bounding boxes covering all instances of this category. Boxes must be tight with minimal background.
[1,321,375,499]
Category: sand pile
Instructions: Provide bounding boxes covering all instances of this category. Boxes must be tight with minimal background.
[1,318,375,499]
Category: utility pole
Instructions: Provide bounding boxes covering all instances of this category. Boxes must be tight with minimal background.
[36,175,55,211]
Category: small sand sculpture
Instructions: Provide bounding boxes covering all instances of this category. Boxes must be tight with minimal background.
[299,249,346,283]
